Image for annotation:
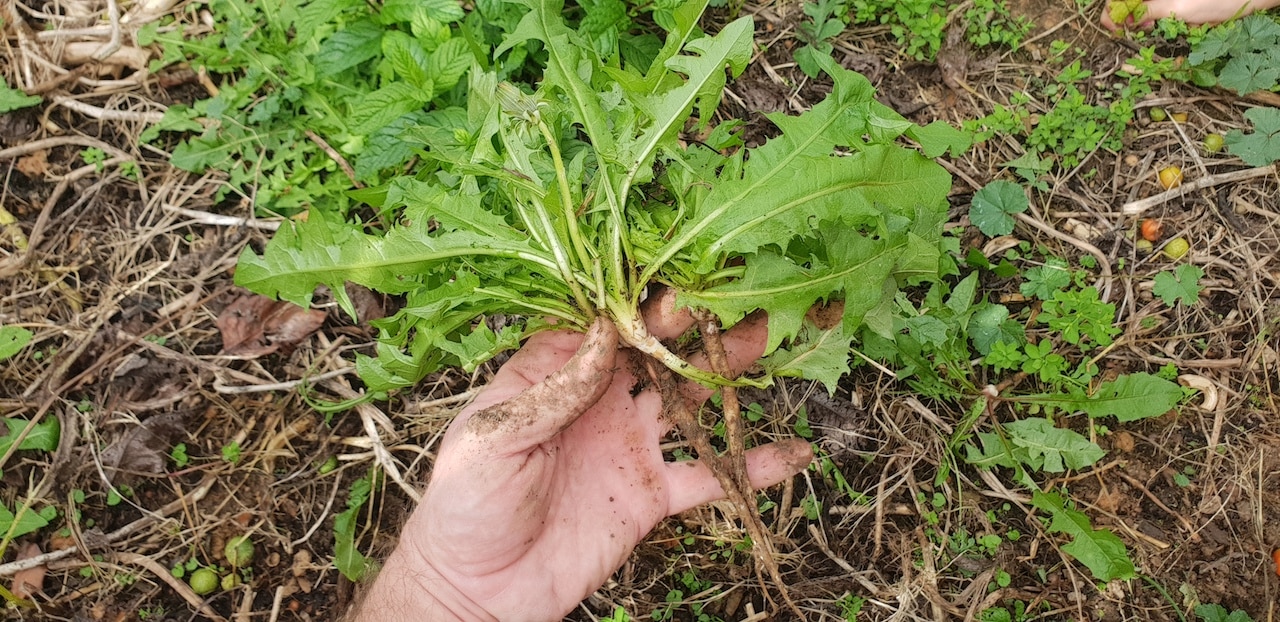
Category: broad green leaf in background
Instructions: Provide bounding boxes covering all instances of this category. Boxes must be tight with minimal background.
[968,180,1029,237]
[0,80,42,114]
[1152,264,1205,307]
[1020,257,1071,300]
[0,417,61,456]
[1225,106,1280,166]
[1003,418,1104,473]
[759,319,853,393]
[1194,604,1256,622]
[0,326,34,361]
[1028,372,1183,421]
[332,473,372,581]
[1080,373,1183,421]
[1032,491,1135,582]
[0,503,55,540]
[349,82,432,134]
[966,302,1022,355]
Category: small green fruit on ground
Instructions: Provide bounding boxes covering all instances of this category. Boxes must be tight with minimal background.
[225,536,255,567]
[189,568,218,595]
[221,573,242,591]
[1163,237,1190,260]
[1148,107,1167,122]
[1204,133,1225,153]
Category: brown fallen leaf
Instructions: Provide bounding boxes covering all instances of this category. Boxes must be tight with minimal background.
[100,412,186,481]
[217,292,327,357]
[16,150,48,177]
[12,543,45,599]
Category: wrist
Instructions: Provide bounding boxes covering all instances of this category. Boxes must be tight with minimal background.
[352,545,496,622]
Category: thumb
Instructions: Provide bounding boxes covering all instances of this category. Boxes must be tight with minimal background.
[460,318,618,455]
[663,439,814,516]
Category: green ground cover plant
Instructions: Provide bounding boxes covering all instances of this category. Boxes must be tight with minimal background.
[235,0,962,395]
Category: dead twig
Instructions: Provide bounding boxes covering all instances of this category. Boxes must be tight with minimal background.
[0,474,218,576]
[114,552,228,622]
[1121,165,1277,215]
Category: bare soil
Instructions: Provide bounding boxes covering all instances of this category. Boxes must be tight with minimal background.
[2,0,1278,620]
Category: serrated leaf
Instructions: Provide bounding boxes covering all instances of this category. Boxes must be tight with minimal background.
[1020,257,1071,300]
[691,146,951,269]
[906,120,971,158]
[680,228,901,354]
[427,37,473,94]
[354,111,432,181]
[314,19,384,77]
[1225,106,1280,166]
[1151,263,1204,307]
[1218,52,1280,95]
[348,82,431,135]
[234,207,555,320]
[1029,372,1183,422]
[967,303,1021,355]
[624,16,753,173]
[382,0,465,23]
[1188,24,1238,64]
[969,180,1029,237]
[0,326,34,361]
[383,30,433,89]
[0,80,42,114]
[1004,418,1104,473]
[759,318,853,392]
[1032,491,1135,581]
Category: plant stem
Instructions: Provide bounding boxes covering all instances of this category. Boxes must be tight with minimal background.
[524,197,595,318]
[606,298,766,388]
[538,119,595,279]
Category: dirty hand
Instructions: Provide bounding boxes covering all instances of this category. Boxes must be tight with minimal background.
[354,291,813,621]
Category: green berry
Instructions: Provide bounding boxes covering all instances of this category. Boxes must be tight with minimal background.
[221,573,242,591]
[1203,133,1224,154]
[1148,107,1167,122]
[189,568,218,595]
[1162,237,1190,260]
[225,536,255,567]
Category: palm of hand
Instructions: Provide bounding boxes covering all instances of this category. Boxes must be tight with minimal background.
[390,298,810,620]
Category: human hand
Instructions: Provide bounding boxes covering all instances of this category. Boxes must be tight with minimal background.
[354,290,813,621]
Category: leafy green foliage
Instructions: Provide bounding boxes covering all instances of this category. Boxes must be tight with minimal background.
[0,79,41,113]
[1187,15,1280,94]
[0,326,34,361]
[966,419,1104,473]
[0,417,61,456]
[1195,604,1256,622]
[1032,491,1135,581]
[795,0,848,77]
[1225,106,1280,166]
[238,1,955,393]
[1039,373,1183,422]
[333,472,373,581]
[144,0,486,210]
[966,51,1172,169]
[1038,287,1118,351]
[847,0,1027,60]
[1152,264,1205,307]
[969,180,1029,237]
[1019,258,1071,300]
[0,503,56,540]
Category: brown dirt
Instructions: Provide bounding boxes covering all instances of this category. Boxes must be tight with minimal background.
[3,0,1279,620]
